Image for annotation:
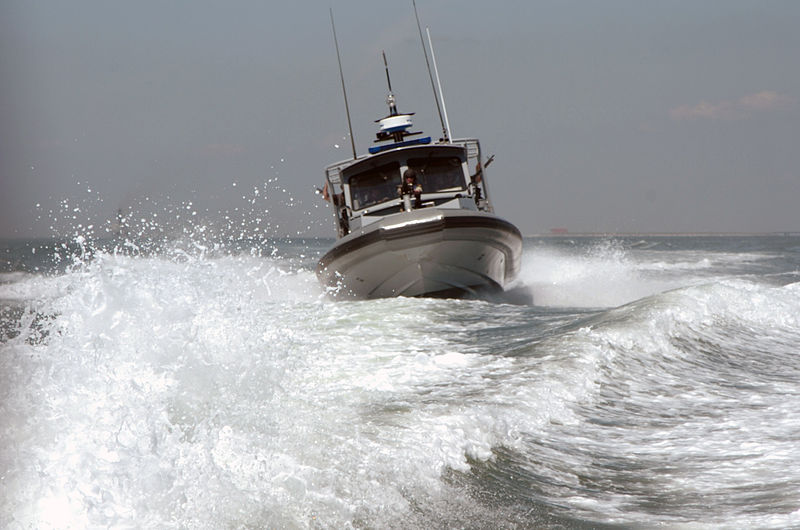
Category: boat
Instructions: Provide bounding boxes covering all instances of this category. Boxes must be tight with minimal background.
[316,21,522,299]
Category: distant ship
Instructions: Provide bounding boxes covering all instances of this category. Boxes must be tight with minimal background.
[316,28,521,299]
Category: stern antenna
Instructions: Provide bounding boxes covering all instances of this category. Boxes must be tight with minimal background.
[330,8,357,160]
[413,0,448,142]
[426,27,453,141]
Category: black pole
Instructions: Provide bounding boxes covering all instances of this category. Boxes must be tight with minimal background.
[382,51,393,94]
[330,9,357,160]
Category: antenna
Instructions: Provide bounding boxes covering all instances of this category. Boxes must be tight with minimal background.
[426,27,452,141]
[382,51,393,94]
[381,51,398,116]
[412,0,448,142]
[330,9,357,160]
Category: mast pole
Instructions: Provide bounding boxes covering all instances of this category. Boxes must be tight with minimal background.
[330,9,357,160]
[426,27,452,141]
[413,0,448,142]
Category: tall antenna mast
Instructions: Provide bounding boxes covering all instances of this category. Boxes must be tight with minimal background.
[330,9,357,160]
[426,27,452,141]
[413,0,448,142]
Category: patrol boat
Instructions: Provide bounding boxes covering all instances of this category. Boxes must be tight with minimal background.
[316,29,521,299]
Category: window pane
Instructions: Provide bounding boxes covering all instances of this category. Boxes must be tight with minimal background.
[348,162,401,210]
[407,156,465,193]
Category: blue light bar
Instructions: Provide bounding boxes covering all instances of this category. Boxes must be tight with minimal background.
[368,136,432,154]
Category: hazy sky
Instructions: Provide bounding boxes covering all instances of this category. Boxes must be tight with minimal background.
[2,0,799,238]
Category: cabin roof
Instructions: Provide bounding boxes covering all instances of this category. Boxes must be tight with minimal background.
[326,142,468,176]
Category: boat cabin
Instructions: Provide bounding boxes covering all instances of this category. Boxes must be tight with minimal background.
[324,139,492,237]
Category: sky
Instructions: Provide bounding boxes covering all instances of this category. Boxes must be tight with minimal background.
[1,0,799,238]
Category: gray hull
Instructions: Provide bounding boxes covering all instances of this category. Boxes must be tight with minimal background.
[317,208,522,299]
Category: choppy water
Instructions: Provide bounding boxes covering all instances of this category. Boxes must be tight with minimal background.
[2,234,800,528]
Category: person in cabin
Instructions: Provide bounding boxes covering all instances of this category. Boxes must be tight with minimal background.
[400,168,423,208]
[321,181,349,234]
[321,181,345,207]
[470,157,492,203]
[471,161,483,184]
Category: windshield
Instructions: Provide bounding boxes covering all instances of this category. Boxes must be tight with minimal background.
[407,156,465,193]
[348,161,401,210]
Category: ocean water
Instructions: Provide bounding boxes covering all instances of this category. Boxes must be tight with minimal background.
[2,233,800,528]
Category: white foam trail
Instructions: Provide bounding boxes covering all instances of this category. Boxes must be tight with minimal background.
[509,239,776,309]
[513,241,677,308]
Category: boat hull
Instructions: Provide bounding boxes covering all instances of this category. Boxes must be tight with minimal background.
[317,209,522,299]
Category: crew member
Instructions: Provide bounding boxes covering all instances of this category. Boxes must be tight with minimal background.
[400,168,423,208]
[321,181,349,234]
[470,162,483,202]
